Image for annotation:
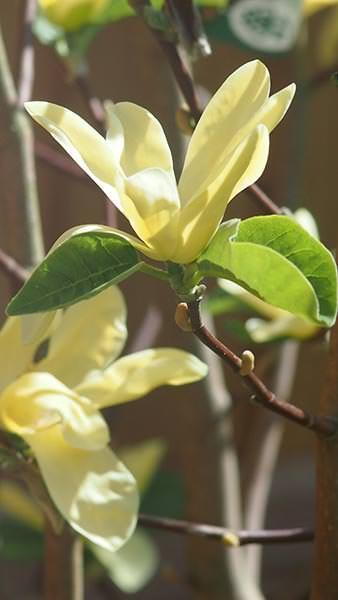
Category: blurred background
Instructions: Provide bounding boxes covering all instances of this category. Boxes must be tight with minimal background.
[0,1,337,598]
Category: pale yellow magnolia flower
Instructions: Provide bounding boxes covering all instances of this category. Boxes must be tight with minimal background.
[219,209,320,342]
[0,438,165,592]
[315,6,338,68]
[38,0,111,31]
[25,60,295,265]
[0,288,207,550]
[304,0,338,16]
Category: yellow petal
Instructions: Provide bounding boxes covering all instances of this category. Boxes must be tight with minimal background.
[28,426,138,551]
[0,372,109,450]
[219,280,319,341]
[293,208,319,238]
[179,61,295,204]
[91,528,158,593]
[20,311,60,345]
[106,101,174,175]
[304,0,338,16]
[173,124,269,264]
[316,7,338,68]
[0,317,37,391]
[25,102,124,210]
[40,287,127,389]
[246,316,318,342]
[75,348,208,408]
[123,169,180,260]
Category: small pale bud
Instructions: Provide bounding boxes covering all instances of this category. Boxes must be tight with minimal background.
[175,303,193,332]
[239,350,255,376]
[223,531,240,547]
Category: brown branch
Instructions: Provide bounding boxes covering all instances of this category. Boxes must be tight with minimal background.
[307,64,338,92]
[17,0,36,106]
[35,141,88,179]
[187,300,337,437]
[127,304,162,353]
[44,520,83,600]
[0,248,28,286]
[75,69,105,128]
[130,0,202,123]
[243,340,300,582]
[138,514,314,546]
[165,0,211,59]
[0,22,44,269]
[74,70,116,227]
[247,183,285,216]
[311,318,338,598]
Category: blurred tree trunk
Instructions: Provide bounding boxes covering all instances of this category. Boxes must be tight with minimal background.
[311,322,338,600]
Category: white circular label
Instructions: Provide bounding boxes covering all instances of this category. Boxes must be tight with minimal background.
[228,0,302,53]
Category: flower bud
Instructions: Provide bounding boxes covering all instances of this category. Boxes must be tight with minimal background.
[175,303,193,332]
[39,0,110,31]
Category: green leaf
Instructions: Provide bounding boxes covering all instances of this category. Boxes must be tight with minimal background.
[7,232,142,315]
[205,287,247,316]
[197,216,337,327]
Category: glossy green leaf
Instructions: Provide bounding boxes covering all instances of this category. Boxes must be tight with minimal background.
[7,232,142,315]
[205,287,247,316]
[197,216,337,327]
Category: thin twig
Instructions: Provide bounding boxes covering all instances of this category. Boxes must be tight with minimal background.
[194,309,262,599]
[247,183,284,216]
[35,141,88,180]
[74,68,117,227]
[243,340,300,582]
[187,300,337,437]
[165,0,211,58]
[130,0,202,123]
[138,514,314,546]
[0,23,44,268]
[0,248,28,285]
[17,0,36,106]
[75,69,105,127]
[307,64,338,92]
[127,305,162,353]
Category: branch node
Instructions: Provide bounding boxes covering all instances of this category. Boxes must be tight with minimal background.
[175,302,193,331]
[223,531,240,547]
[239,350,255,376]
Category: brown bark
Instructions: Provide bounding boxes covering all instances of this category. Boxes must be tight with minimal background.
[311,323,338,599]
[43,520,83,600]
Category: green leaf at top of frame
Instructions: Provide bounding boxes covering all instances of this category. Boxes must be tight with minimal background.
[197,215,338,327]
[7,232,143,316]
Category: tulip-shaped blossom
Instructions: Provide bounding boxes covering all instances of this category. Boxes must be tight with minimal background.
[25,60,295,264]
[0,287,207,550]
